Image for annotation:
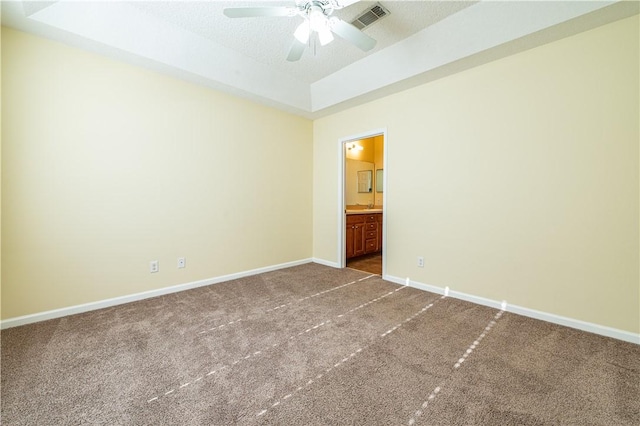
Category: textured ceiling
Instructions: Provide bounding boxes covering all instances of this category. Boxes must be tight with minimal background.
[2,1,638,118]
[130,1,476,84]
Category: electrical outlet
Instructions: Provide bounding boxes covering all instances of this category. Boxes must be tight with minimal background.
[177,257,186,269]
[150,260,159,273]
[417,256,424,268]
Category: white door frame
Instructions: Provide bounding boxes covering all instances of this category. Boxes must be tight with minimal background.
[337,128,388,278]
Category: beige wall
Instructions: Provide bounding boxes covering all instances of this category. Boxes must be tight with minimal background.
[2,16,639,335]
[0,26,3,320]
[1,28,313,319]
[313,16,639,333]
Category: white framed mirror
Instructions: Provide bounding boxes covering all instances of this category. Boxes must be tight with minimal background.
[357,170,372,193]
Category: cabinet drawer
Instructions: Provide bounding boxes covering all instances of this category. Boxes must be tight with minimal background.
[366,222,378,231]
[365,230,377,239]
[346,215,366,225]
[365,214,379,223]
[365,239,377,251]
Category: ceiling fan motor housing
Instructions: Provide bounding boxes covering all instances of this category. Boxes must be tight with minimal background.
[299,1,335,18]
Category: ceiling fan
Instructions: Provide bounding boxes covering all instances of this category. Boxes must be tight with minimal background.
[223,0,377,62]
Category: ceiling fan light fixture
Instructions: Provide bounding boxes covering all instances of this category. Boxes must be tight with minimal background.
[308,7,327,32]
[294,20,310,43]
[318,27,334,46]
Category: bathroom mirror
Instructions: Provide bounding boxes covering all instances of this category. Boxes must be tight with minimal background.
[376,169,383,193]
[357,170,372,193]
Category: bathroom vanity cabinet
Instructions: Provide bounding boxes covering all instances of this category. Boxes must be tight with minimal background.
[346,212,382,259]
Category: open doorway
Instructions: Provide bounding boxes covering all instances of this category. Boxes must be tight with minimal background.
[338,130,386,277]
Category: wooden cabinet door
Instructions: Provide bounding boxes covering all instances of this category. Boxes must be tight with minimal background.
[353,223,365,257]
[347,215,366,259]
[346,224,355,259]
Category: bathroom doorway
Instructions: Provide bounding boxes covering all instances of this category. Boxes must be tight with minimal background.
[338,130,386,277]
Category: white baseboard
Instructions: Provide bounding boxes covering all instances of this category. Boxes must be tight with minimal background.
[1,258,313,330]
[5,264,637,345]
[312,258,340,268]
[385,274,640,345]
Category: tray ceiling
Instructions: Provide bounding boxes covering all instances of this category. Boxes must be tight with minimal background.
[2,1,638,118]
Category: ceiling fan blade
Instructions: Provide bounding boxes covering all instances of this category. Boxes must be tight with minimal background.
[223,7,296,18]
[287,39,306,62]
[329,18,376,52]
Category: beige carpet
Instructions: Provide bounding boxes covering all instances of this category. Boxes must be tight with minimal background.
[2,263,639,425]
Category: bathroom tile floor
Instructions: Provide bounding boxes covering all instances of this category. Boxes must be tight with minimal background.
[346,253,382,275]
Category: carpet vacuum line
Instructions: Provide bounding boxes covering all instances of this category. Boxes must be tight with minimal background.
[197,274,377,335]
[146,278,408,403]
[407,306,506,425]
[255,294,447,418]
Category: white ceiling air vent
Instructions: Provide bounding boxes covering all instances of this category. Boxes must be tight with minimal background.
[350,3,390,30]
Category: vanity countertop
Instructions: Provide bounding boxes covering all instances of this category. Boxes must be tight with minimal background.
[346,209,383,215]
